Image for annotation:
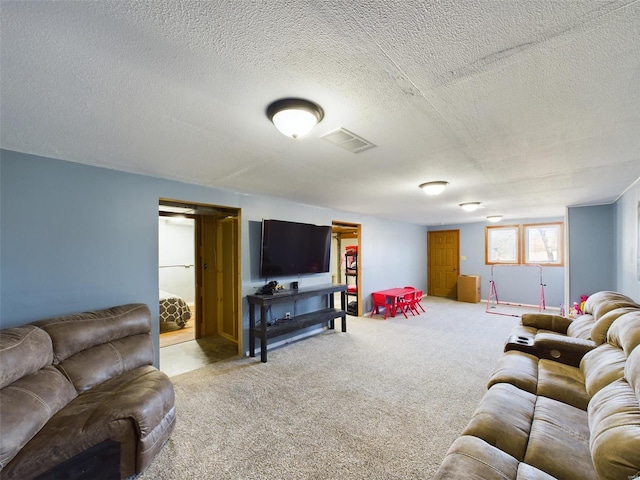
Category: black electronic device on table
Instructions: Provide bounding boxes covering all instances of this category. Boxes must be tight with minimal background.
[257,281,278,295]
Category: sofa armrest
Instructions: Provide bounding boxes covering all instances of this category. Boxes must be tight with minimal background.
[84,366,175,438]
[521,313,572,334]
[534,333,596,367]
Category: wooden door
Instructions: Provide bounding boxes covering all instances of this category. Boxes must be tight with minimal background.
[196,215,217,338]
[428,230,460,299]
[196,215,240,344]
[215,216,238,343]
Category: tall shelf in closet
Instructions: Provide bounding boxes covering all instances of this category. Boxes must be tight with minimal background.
[345,246,358,314]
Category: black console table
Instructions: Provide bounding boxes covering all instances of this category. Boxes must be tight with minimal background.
[247,283,347,362]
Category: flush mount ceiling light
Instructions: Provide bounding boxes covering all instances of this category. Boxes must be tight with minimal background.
[419,181,449,196]
[486,215,503,222]
[459,202,482,212]
[266,98,324,139]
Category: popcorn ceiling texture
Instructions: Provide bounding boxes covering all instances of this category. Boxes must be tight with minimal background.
[1,1,639,225]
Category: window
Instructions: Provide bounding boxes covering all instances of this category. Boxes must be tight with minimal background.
[485,222,564,266]
[485,225,520,264]
[524,223,563,265]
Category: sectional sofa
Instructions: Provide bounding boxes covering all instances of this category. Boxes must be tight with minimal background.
[0,303,175,479]
[433,291,640,479]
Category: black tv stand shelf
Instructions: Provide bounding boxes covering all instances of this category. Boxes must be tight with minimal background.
[247,283,347,362]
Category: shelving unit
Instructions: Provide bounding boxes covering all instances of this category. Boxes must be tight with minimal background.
[247,283,347,362]
[344,247,358,314]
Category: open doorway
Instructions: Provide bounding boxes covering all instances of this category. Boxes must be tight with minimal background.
[158,200,241,376]
[332,221,361,316]
[158,214,196,347]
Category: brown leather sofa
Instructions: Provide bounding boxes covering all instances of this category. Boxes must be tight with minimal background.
[433,291,640,479]
[0,303,175,479]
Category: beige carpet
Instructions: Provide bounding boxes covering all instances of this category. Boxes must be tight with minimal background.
[136,297,522,479]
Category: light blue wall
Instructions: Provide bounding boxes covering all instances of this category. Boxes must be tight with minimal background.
[567,204,616,303]
[0,150,428,363]
[428,218,565,308]
[615,179,640,300]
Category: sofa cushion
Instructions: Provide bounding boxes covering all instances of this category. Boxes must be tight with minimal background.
[433,435,559,480]
[488,352,589,410]
[566,314,595,340]
[591,307,638,345]
[523,396,595,479]
[0,326,53,389]
[581,344,627,398]
[521,314,571,334]
[462,383,536,461]
[592,296,640,320]
[488,351,538,395]
[536,359,588,410]
[0,366,77,470]
[433,435,520,480]
[607,311,640,355]
[33,303,151,363]
[588,358,640,480]
[583,291,638,316]
[57,334,154,392]
[457,383,597,479]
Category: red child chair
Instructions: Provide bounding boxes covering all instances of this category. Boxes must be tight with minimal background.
[371,293,392,319]
[404,287,425,314]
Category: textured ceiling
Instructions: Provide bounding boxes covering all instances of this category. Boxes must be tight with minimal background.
[1,1,639,225]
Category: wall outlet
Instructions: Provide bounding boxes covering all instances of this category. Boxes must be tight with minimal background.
[285,312,291,319]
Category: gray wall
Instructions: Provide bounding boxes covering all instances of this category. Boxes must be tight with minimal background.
[0,150,428,363]
[428,218,565,309]
[615,179,640,300]
[3,149,637,363]
[567,204,616,303]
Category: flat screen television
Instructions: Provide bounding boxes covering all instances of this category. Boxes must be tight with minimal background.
[260,219,332,278]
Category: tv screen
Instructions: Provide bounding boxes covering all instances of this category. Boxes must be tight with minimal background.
[260,219,332,278]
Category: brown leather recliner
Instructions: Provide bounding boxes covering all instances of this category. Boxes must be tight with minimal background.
[0,303,175,479]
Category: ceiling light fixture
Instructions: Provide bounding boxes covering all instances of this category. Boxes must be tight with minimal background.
[419,181,449,196]
[266,98,324,139]
[486,215,503,222]
[459,202,482,212]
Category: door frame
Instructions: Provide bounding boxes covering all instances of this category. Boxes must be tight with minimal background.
[332,221,361,316]
[159,198,242,356]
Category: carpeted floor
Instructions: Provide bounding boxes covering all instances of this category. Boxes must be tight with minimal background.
[136,296,524,479]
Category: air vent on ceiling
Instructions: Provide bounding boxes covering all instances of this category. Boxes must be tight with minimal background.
[321,128,376,153]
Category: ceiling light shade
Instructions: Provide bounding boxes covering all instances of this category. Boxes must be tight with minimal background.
[459,202,482,212]
[266,98,324,138]
[486,215,503,222]
[419,181,449,196]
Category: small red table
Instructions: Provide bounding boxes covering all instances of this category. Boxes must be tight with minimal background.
[372,287,416,318]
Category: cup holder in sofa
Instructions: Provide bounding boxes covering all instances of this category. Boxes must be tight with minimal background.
[505,334,536,353]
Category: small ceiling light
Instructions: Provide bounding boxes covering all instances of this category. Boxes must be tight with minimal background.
[459,202,482,212]
[486,215,503,222]
[419,181,449,196]
[266,98,324,138]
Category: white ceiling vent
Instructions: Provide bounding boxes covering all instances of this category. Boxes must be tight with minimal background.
[321,128,376,153]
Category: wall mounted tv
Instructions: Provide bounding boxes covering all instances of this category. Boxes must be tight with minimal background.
[260,219,332,278]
